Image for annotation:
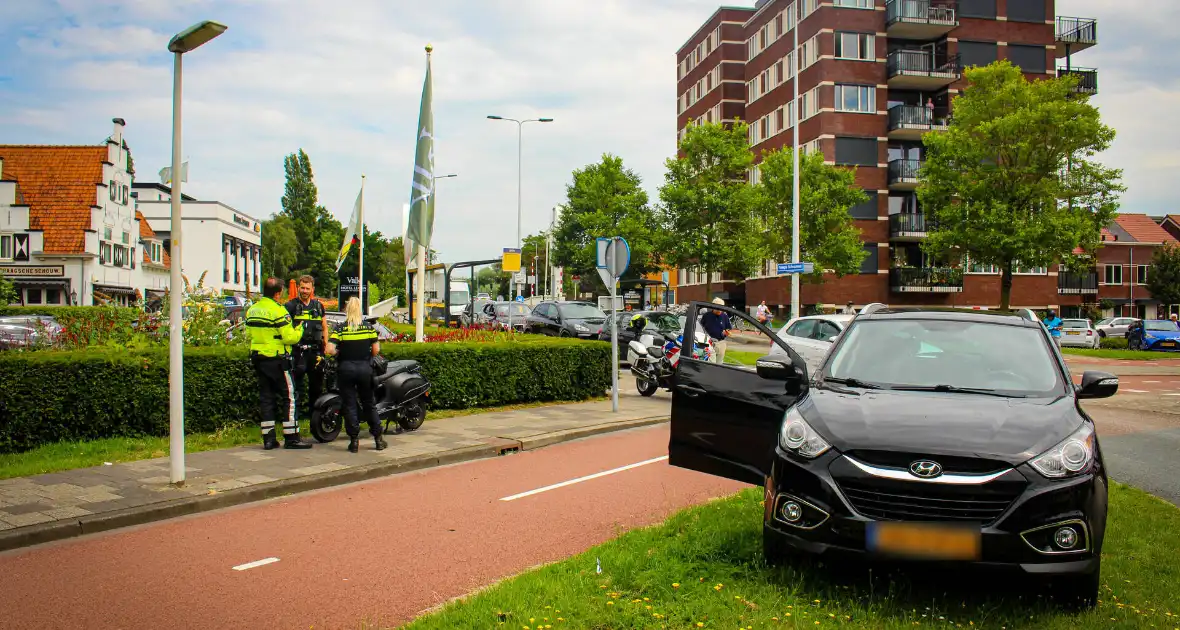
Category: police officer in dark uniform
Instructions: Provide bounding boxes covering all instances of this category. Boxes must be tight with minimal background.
[285,275,328,422]
[326,297,388,453]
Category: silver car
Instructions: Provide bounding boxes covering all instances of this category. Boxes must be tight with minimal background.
[1058,318,1100,349]
[767,314,855,375]
[1094,316,1139,339]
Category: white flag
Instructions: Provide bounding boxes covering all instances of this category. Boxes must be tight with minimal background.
[159,161,188,185]
[335,184,364,272]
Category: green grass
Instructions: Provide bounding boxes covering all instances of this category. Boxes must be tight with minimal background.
[1061,347,1175,361]
[0,398,605,481]
[403,483,1180,630]
[726,350,763,366]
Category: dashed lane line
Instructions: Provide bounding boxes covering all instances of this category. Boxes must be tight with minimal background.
[499,456,670,502]
[232,557,280,571]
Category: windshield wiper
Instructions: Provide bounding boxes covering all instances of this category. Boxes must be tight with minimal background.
[892,384,1025,398]
[824,377,885,390]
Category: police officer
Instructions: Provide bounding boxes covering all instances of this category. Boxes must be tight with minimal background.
[245,277,314,450]
[285,275,328,422]
[326,297,387,453]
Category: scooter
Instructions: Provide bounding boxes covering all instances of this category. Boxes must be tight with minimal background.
[309,355,431,443]
[628,329,714,397]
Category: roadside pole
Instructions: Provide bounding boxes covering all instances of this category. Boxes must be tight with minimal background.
[597,237,630,413]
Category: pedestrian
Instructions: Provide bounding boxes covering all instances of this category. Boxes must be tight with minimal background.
[756,300,770,325]
[844,301,855,315]
[245,277,313,450]
[1043,309,1063,347]
[701,297,733,364]
[326,297,387,453]
[285,275,328,423]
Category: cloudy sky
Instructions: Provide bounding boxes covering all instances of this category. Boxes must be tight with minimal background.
[0,0,1171,261]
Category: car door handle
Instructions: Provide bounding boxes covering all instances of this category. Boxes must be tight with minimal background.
[679,385,706,397]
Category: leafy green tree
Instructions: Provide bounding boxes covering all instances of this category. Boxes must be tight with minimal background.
[0,274,17,305]
[919,60,1124,309]
[554,155,661,288]
[1146,244,1180,308]
[756,149,867,281]
[657,121,763,299]
[260,215,299,282]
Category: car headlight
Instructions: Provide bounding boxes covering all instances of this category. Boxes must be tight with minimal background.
[779,407,831,459]
[574,324,589,333]
[1029,424,1095,479]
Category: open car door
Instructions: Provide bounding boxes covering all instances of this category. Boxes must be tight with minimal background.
[669,301,810,486]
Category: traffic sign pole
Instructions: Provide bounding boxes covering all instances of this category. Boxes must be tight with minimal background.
[596,236,630,413]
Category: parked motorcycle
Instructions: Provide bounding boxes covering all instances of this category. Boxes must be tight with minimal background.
[628,329,713,397]
[309,354,431,443]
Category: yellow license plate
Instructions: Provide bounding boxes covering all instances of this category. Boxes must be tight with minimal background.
[1162,342,1177,348]
[867,522,981,560]
[1067,331,1080,336]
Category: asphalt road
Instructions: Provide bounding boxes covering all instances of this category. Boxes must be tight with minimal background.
[0,421,743,630]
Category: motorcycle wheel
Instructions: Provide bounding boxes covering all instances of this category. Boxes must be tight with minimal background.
[636,377,658,397]
[310,398,343,443]
[397,400,427,432]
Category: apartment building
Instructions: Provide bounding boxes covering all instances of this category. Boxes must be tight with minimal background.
[674,0,1100,315]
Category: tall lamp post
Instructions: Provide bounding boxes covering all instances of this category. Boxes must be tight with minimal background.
[166,20,226,486]
[486,115,553,301]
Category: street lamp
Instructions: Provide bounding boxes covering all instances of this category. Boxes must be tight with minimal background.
[486,114,553,301]
[166,20,226,486]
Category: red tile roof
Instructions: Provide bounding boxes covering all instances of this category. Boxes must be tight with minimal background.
[1112,213,1177,244]
[0,146,107,254]
[135,210,170,268]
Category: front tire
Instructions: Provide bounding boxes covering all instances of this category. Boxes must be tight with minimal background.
[558,329,570,338]
[310,398,343,443]
[636,377,658,397]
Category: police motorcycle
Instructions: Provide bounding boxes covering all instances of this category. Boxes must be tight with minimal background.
[309,319,432,443]
[626,314,714,397]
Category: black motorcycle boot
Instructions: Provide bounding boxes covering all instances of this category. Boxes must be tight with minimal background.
[347,436,359,453]
[374,433,388,451]
[283,433,313,450]
[262,432,280,451]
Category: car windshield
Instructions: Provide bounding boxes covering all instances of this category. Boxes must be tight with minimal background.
[825,318,1062,396]
[559,303,606,319]
[645,313,683,331]
[1062,319,1089,329]
[495,304,530,317]
[1145,320,1179,332]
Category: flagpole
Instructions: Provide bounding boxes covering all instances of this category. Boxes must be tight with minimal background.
[414,44,433,343]
[358,174,365,315]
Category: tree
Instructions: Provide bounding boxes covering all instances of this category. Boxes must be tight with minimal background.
[756,148,867,280]
[0,274,17,305]
[657,121,763,299]
[554,155,662,288]
[1147,244,1180,308]
[919,60,1124,309]
[260,215,299,282]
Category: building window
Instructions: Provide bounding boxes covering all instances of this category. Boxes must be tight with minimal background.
[100,242,112,265]
[122,231,129,245]
[834,0,873,6]
[45,288,61,305]
[1007,45,1047,74]
[103,226,113,241]
[835,84,876,113]
[1007,0,1044,23]
[835,137,879,167]
[1134,265,1149,285]
[860,244,878,274]
[959,0,997,18]
[958,41,999,69]
[1104,264,1123,285]
[0,234,11,260]
[799,35,820,70]
[24,288,42,305]
[799,87,820,120]
[835,32,875,61]
[1014,262,1047,275]
[968,260,999,274]
[848,190,878,219]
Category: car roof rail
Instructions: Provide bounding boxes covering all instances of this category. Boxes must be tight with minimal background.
[858,302,887,317]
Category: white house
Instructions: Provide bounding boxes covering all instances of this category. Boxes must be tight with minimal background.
[1,118,165,306]
[134,183,262,298]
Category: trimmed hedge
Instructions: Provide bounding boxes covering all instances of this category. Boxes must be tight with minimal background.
[0,339,611,454]
[1100,336,1129,350]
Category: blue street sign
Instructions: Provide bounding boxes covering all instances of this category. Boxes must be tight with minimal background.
[516,295,524,302]
[777,262,815,275]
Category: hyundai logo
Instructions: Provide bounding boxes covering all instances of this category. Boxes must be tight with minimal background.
[909,460,943,479]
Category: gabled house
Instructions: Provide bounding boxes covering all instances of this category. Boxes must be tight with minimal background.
[1097,213,1179,319]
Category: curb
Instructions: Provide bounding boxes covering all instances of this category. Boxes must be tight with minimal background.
[0,415,669,553]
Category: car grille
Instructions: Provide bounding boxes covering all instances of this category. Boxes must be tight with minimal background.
[837,478,1022,524]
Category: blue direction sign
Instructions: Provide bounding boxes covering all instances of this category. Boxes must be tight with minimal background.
[777,262,816,275]
[516,295,524,302]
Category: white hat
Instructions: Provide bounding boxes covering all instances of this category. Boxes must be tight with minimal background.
[711,297,725,305]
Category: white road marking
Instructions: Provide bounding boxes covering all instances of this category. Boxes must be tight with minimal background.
[1164,393,1180,397]
[1122,389,1149,393]
[232,557,280,571]
[499,456,670,502]
[1145,380,1161,383]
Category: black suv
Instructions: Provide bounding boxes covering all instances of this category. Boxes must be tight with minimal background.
[669,303,1117,607]
[525,301,606,338]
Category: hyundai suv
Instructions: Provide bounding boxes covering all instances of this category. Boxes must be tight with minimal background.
[669,303,1117,607]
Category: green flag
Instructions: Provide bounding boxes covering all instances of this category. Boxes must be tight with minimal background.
[406,48,435,250]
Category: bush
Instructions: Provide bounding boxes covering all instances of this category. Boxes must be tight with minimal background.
[0,338,610,453]
[1100,336,1129,350]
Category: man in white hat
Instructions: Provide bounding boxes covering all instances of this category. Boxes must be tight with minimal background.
[701,297,733,363]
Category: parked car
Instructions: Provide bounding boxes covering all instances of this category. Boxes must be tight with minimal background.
[324,311,398,341]
[669,303,1115,607]
[472,301,530,331]
[0,316,61,350]
[599,310,685,360]
[1058,318,1100,349]
[1093,316,1139,339]
[1126,319,1180,351]
[526,301,607,338]
[767,314,855,375]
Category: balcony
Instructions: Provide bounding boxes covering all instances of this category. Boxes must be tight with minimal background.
[889,213,936,240]
[1058,271,1099,295]
[887,50,961,90]
[890,267,964,293]
[888,158,922,190]
[1057,67,1098,95]
[885,0,958,40]
[888,105,949,140]
[1055,16,1098,56]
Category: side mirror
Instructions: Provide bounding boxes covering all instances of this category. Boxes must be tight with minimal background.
[1077,370,1118,399]
[757,355,809,395]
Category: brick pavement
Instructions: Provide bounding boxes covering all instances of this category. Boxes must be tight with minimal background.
[0,388,671,551]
